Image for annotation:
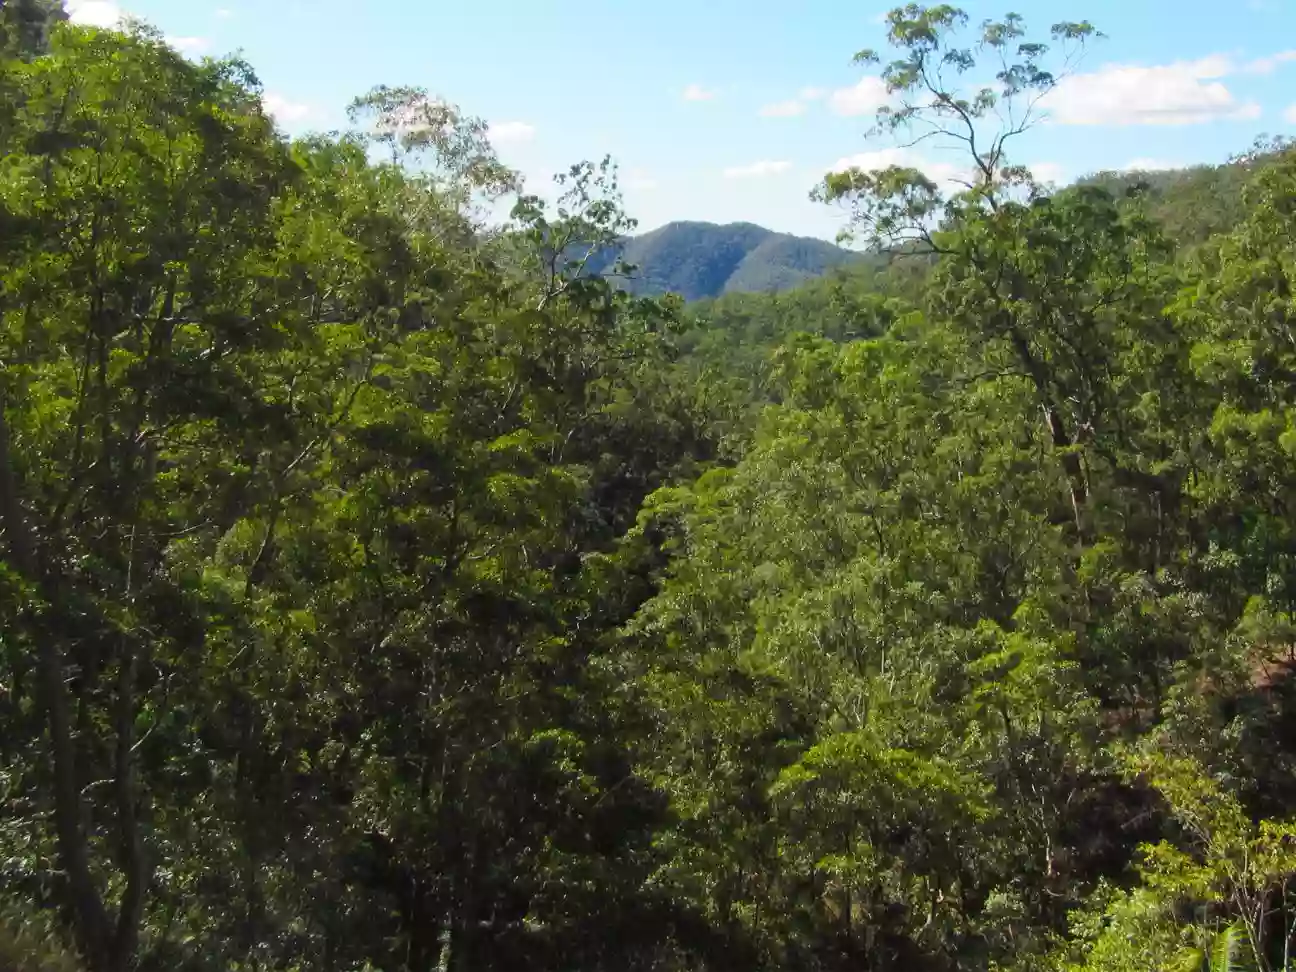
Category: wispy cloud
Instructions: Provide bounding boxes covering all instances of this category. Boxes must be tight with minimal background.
[214,7,234,17]
[1043,54,1260,125]
[759,86,830,118]
[723,160,793,179]
[1029,162,1066,185]
[682,83,717,102]
[66,0,125,27]
[828,77,890,117]
[487,121,536,145]
[263,93,316,125]
[1285,104,1296,123]
[822,47,1286,127]
[1244,50,1296,74]
[827,150,1063,190]
[827,148,967,191]
[167,35,211,54]
[1121,157,1182,171]
[760,99,806,118]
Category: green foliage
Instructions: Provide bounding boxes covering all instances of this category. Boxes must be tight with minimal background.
[1057,750,1296,972]
[6,7,1296,972]
[0,17,711,972]
[0,900,81,972]
[1079,138,1296,248]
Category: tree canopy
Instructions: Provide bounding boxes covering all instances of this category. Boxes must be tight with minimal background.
[6,7,1296,972]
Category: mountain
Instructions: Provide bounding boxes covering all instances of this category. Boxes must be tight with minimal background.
[588,151,1280,304]
[589,221,864,301]
[582,151,1288,305]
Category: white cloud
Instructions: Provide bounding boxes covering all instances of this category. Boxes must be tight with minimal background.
[1122,157,1181,171]
[1285,104,1296,123]
[760,99,806,118]
[66,0,125,26]
[759,86,829,118]
[1044,55,1260,125]
[829,76,890,117]
[682,84,716,102]
[825,150,1062,190]
[167,35,210,54]
[263,93,316,125]
[723,160,793,179]
[1029,161,1066,185]
[1244,50,1296,74]
[214,7,234,17]
[828,148,968,190]
[487,121,536,145]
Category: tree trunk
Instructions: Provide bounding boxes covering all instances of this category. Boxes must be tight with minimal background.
[0,389,116,965]
[110,635,146,972]
[1044,405,1090,541]
[1003,321,1091,540]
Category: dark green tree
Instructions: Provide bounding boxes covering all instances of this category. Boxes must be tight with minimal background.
[0,0,66,59]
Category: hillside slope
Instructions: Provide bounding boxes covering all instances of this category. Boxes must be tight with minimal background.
[591,221,862,301]
[1077,141,1294,243]
[581,150,1284,304]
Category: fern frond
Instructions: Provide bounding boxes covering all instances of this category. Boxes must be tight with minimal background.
[1208,923,1259,972]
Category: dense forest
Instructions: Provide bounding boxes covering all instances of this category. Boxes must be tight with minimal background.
[5,2,1296,970]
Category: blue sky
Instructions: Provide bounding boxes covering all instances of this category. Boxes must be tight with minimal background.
[67,0,1296,241]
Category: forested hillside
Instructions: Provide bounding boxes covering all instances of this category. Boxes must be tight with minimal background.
[678,148,1285,414]
[1078,143,1291,246]
[584,221,864,301]
[8,4,1296,972]
[593,149,1280,305]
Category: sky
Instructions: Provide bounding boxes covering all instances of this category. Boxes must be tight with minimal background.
[65,0,1296,242]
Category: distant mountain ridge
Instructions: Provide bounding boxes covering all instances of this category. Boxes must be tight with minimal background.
[582,152,1279,303]
[587,220,863,301]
